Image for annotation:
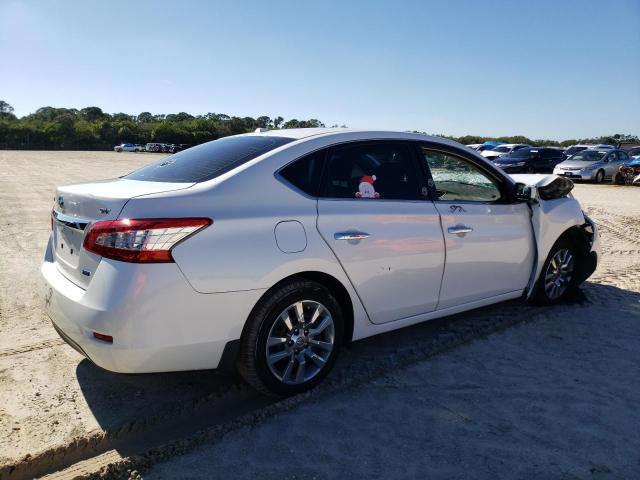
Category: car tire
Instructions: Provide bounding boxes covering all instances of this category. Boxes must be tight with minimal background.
[237,280,344,397]
[594,170,604,183]
[613,171,625,185]
[534,238,579,305]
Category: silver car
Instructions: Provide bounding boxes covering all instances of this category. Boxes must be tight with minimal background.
[553,149,630,183]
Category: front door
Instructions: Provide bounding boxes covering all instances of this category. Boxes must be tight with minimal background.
[316,141,445,324]
[419,145,535,310]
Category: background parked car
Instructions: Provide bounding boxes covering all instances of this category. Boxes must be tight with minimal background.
[169,144,192,153]
[564,145,592,157]
[114,143,143,152]
[145,143,164,152]
[553,149,629,183]
[493,147,565,173]
[613,155,640,185]
[481,143,531,161]
[626,146,640,159]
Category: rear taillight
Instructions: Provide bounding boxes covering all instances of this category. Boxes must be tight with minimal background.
[83,218,212,263]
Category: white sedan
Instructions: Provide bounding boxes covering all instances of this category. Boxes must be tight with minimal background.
[481,143,532,161]
[114,143,143,152]
[42,129,599,396]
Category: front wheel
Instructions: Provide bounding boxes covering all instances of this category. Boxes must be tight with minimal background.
[594,170,604,183]
[237,280,344,397]
[535,240,578,305]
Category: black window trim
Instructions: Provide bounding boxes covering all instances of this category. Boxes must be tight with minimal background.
[414,141,518,204]
[274,146,329,199]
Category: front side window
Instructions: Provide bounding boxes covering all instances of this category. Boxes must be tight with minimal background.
[320,143,420,200]
[421,148,501,202]
[126,135,295,183]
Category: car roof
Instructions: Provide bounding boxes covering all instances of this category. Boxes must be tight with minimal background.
[244,128,466,150]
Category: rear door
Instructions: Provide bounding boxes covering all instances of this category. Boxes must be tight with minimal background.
[418,145,535,309]
[316,141,445,324]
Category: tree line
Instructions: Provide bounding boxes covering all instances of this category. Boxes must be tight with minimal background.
[0,101,328,150]
[0,100,636,150]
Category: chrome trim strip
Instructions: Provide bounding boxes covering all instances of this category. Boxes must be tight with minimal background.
[334,231,370,241]
[52,210,90,231]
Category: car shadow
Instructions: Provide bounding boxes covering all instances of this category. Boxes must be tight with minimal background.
[73,280,638,462]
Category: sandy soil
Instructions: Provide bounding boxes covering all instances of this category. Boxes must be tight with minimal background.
[0,150,638,478]
[148,186,640,479]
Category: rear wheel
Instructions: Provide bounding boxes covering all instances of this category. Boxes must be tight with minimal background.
[594,169,604,183]
[237,280,344,397]
[535,239,578,305]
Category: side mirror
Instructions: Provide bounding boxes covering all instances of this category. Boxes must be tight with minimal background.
[515,182,532,201]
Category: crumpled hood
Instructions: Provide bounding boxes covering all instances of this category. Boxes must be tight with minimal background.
[510,174,574,200]
[624,158,640,167]
[509,173,559,187]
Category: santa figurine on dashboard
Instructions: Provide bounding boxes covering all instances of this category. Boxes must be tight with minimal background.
[355,175,380,198]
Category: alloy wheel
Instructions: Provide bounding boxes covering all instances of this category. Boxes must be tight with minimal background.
[266,300,335,385]
[544,248,574,300]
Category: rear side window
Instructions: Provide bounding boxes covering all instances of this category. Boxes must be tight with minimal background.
[125,135,294,183]
[279,151,325,196]
[320,143,420,200]
[511,148,534,158]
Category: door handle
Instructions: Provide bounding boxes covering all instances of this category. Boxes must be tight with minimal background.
[447,225,473,236]
[334,231,370,241]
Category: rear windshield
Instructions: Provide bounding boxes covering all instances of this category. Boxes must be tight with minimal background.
[508,148,536,158]
[125,135,295,183]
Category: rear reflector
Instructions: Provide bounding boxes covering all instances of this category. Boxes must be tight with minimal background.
[83,218,212,263]
[93,332,113,343]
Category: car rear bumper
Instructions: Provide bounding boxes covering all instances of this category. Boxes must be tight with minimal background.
[41,236,265,373]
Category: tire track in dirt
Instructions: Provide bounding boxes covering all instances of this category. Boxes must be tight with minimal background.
[1,290,614,480]
[0,338,64,358]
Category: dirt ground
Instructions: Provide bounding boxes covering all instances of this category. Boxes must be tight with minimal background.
[0,150,639,479]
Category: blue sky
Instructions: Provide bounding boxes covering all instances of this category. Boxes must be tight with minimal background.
[1,0,638,139]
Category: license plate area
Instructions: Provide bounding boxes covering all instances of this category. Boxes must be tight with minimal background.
[54,223,83,268]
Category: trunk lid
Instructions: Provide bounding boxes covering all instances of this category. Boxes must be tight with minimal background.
[51,178,194,289]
